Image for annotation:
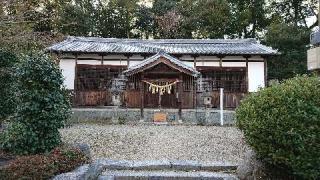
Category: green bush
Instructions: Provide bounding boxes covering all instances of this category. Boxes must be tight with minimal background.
[236,75,320,179]
[0,145,88,180]
[0,50,18,123]
[1,53,71,154]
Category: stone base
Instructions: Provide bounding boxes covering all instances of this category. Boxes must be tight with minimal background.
[69,108,236,126]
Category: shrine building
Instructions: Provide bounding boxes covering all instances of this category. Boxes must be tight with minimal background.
[47,37,278,112]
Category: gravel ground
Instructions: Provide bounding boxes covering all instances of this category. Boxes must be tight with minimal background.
[60,125,248,164]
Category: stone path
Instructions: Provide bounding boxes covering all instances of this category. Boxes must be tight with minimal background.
[60,124,248,164]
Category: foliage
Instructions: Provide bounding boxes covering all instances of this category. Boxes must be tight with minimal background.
[135,5,154,39]
[269,0,318,28]
[178,0,232,38]
[236,75,320,179]
[228,0,269,38]
[1,53,71,155]
[0,0,317,79]
[58,0,95,36]
[265,23,310,80]
[0,122,37,155]
[0,145,88,180]
[0,50,18,123]
[0,1,64,52]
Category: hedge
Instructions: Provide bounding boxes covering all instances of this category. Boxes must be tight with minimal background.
[236,75,320,179]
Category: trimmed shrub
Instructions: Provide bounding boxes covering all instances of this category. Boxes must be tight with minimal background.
[236,75,320,179]
[0,145,88,180]
[1,53,71,154]
[50,145,89,173]
[0,50,18,123]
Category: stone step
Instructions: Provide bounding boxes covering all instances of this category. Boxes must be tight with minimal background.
[99,160,238,172]
[99,170,238,180]
[84,159,238,180]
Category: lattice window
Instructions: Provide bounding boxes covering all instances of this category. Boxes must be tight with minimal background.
[183,75,194,91]
[127,75,141,90]
[76,65,126,91]
[198,68,247,92]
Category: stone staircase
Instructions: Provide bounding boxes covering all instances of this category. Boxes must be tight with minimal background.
[97,160,238,180]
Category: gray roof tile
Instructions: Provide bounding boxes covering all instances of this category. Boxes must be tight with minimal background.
[124,52,200,77]
[46,36,278,55]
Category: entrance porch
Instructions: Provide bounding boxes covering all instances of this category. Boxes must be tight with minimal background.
[123,52,200,119]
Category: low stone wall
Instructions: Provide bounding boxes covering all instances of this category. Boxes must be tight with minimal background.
[69,108,236,126]
[54,159,239,180]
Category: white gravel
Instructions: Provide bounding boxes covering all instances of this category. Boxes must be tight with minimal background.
[60,125,248,164]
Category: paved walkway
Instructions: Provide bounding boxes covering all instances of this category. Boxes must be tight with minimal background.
[60,124,248,164]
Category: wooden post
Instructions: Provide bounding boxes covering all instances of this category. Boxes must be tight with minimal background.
[158,88,162,109]
[193,55,197,68]
[193,77,197,109]
[101,54,104,65]
[245,56,249,92]
[74,54,78,106]
[192,55,198,109]
[126,54,132,68]
[220,88,224,126]
[74,54,78,91]
[140,73,145,119]
[178,73,183,120]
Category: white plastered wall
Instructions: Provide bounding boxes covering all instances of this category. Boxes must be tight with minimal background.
[59,59,75,90]
[248,62,265,92]
[77,60,101,65]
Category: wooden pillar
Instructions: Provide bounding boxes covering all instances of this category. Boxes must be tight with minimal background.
[191,55,198,109]
[178,73,183,119]
[245,56,249,92]
[74,53,78,91]
[101,54,104,65]
[140,73,145,119]
[126,54,132,68]
[192,55,198,68]
[193,77,197,109]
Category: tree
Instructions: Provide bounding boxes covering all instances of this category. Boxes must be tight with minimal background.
[228,0,269,38]
[57,0,96,36]
[264,23,310,80]
[0,0,63,53]
[135,5,154,39]
[95,0,139,38]
[269,0,318,28]
[182,0,231,38]
[1,53,71,154]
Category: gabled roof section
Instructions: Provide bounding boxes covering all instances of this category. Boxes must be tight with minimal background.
[123,52,200,77]
[46,36,279,56]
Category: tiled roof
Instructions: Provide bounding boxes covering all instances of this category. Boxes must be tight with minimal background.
[46,36,278,55]
[123,51,200,77]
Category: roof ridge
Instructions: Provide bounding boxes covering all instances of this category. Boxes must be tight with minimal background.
[66,36,257,44]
